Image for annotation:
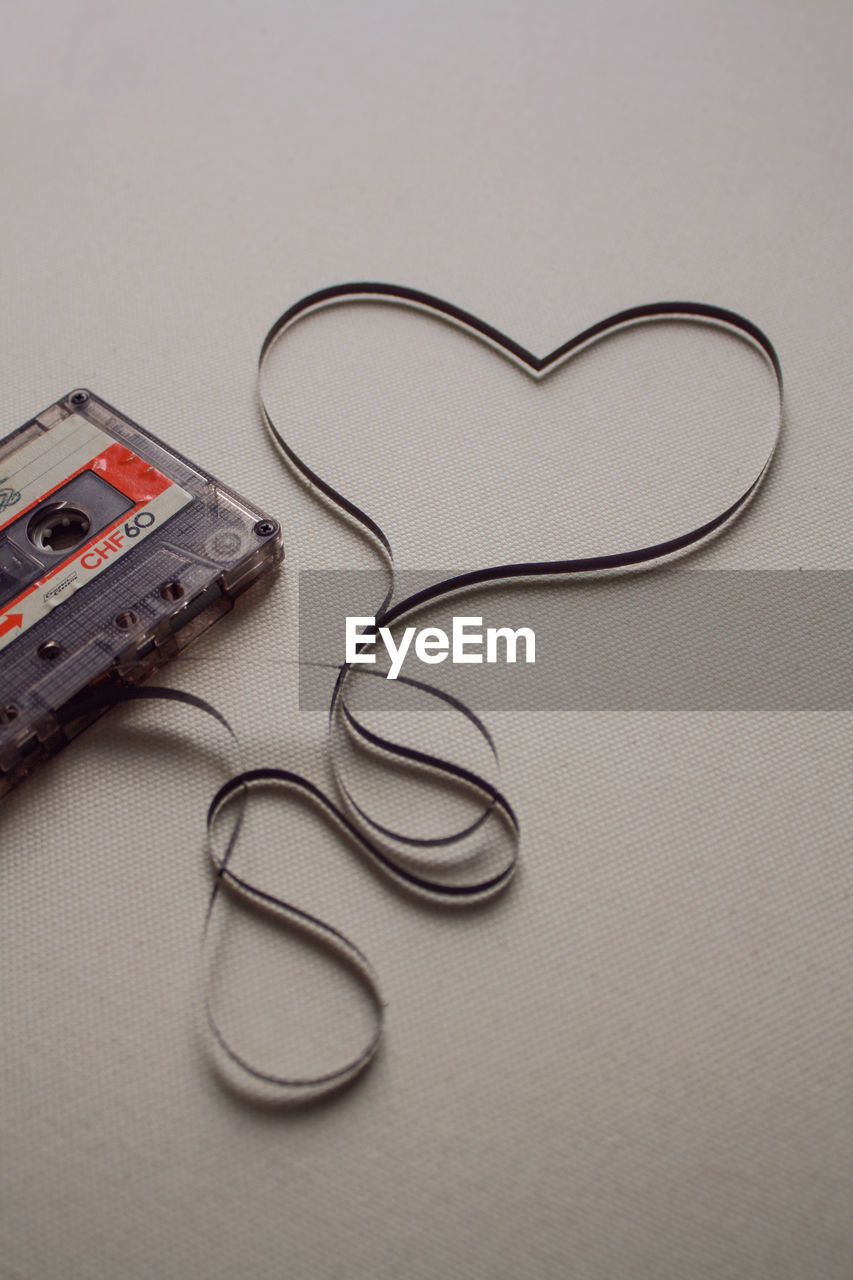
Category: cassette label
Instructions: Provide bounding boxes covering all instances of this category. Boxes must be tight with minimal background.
[0,413,108,515]
[0,415,192,652]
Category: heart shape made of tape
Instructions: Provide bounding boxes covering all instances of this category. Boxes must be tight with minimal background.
[258,283,782,629]
[197,284,783,1102]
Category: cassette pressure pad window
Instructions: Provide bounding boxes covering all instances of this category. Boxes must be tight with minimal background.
[0,536,40,603]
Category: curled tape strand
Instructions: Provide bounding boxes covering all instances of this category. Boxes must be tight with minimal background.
[88,287,783,1101]
[248,284,783,1096]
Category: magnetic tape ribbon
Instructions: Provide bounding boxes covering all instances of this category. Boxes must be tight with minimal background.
[215,282,783,1099]
[88,676,515,1101]
[116,286,784,1101]
[258,284,783,617]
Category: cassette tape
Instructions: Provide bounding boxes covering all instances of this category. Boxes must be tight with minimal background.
[0,389,283,796]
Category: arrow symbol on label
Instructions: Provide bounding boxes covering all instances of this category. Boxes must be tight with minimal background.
[0,613,23,638]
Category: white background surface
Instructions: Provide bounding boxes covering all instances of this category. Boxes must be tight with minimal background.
[2,3,851,1277]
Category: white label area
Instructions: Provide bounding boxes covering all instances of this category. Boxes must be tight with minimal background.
[0,415,108,517]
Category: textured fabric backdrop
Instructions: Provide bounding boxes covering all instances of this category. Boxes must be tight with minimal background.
[2,3,850,1277]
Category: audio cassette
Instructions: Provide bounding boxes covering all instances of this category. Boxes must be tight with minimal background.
[0,389,283,796]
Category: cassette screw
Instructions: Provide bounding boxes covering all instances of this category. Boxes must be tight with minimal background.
[254,519,277,538]
[0,705,18,726]
[38,640,62,661]
[69,390,88,406]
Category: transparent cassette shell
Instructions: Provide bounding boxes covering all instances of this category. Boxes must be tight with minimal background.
[0,390,283,796]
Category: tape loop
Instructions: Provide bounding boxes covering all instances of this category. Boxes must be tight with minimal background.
[106,287,782,1102]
